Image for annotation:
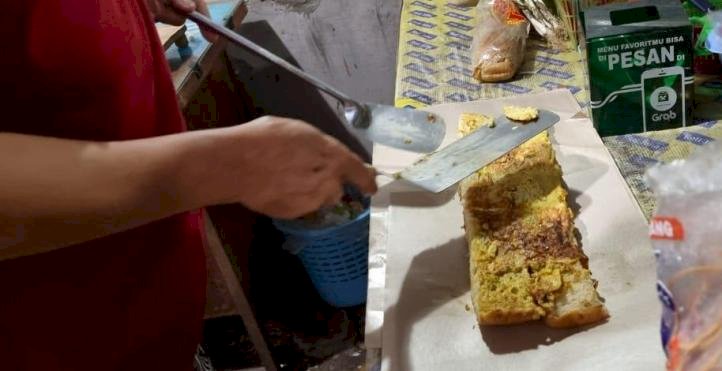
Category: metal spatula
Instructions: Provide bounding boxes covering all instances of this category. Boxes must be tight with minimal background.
[379,110,561,193]
[188,11,446,153]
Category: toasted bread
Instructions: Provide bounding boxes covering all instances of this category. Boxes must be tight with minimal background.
[473,59,517,83]
[459,118,608,328]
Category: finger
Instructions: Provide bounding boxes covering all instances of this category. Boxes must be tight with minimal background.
[364,164,380,177]
[194,0,220,43]
[171,0,196,13]
[157,0,194,26]
[319,137,377,196]
[321,181,345,207]
[157,5,189,25]
[154,10,185,25]
[281,191,326,219]
[306,179,342,213]
[195,0,211,16]
[333,149,377,196]
[290,161,328,195]
[157,13,187,26]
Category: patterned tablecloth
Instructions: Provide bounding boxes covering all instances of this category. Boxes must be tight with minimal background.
[394,0,722,219]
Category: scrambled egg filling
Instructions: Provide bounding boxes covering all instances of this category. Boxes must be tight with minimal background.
[503,105,539,122]
[459,113,494,136]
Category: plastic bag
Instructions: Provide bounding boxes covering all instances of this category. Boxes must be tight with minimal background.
[513,0,570,50]
[471,0,530,82]
[646,143,722,371]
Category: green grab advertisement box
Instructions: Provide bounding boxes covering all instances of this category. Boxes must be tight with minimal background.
[583,0,694,137]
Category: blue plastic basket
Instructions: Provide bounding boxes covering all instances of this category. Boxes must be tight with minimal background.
[273,208,370,308]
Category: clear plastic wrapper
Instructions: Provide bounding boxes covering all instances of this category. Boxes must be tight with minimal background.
[471,0,530,82]
[513,0,570,50]
[646,143,722,371]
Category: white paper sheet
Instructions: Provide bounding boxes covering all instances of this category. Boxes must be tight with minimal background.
[365,90,665,371]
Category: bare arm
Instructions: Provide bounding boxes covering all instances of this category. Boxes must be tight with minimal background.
[0,130,211,259]
[0,116,376,261]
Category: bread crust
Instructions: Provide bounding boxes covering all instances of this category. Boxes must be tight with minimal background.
[545,304,609,328]
[473,60,515,82]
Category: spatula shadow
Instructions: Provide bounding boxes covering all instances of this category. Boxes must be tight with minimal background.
[377,182,459,208]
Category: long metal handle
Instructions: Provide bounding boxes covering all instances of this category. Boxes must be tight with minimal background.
[188,11,360,108]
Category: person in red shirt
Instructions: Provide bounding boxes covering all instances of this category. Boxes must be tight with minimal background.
[0,0,377,370]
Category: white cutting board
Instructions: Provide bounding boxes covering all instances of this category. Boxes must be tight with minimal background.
[366,89,665,371]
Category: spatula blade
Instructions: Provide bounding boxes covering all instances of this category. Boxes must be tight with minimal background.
[348,104,447,153]
[398,109,560,193]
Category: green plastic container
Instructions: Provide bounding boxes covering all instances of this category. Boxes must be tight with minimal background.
[584,0,694,136]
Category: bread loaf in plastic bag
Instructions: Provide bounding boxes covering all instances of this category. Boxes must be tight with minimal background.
[471,0,530,82]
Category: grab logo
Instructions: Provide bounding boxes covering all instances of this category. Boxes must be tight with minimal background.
[652,110,676,122]
[649,217,685,240]
[651,87,677,111]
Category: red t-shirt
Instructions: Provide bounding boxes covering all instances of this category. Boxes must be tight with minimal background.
[0,1,207,370]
